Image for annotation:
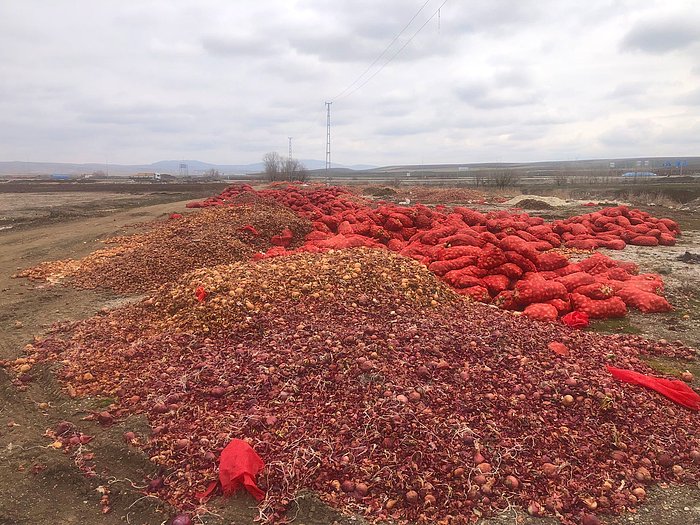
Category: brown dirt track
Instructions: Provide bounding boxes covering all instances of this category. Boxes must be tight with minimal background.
[0,189,698,525]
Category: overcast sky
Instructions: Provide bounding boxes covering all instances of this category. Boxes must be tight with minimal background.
[1,1,699,166]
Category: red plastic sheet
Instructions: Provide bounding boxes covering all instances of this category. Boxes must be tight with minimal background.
[219,439,266,501]
[195,286,207,303]
[238,224,260,236]
[561,310,589,329]
[607,365,700,411]
[196,439,265,503]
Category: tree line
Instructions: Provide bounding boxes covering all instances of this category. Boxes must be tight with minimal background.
[262,152,308,182]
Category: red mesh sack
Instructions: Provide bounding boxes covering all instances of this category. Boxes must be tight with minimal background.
[607,366,699,411]
[442,233,483,247]
[460,266,489,278]
[523,303,559,322]
[306,231,332,241]
[443,269,484,289]
[616,288,673,313]
[482,274,511,296]
[657,217,680,233]
[515,279,568,305]
[414,214,433,228]
[271,228,294,247]
[536,252,569,271]
[515,230,538,242]
[600,239,626,250]
[573,282,615,300]
[315,234,379,249]
[386,239,406,251]
[494,290,518,310]
[504,251,537,272]
[546,297,572,314]
[499,236,539,261]
[659,233,676,246]
[477,244,508,270]
[617,261,639,275]
[461,285,491,302]
[553,263,582,277]
[440,245,483,260]
[494,262,523,279]
[428,256,477,276]
[454,208,486,226]
[606,267,631,281]
[624,275,664,294]
[565,239,600,250]
[527,225,553,238]
[629,235,659,246]
[569,223,588,236]
[422,225,458,245]
[578,253,615,272]
[318,215,340,231]
[569,293,627,319]
[531,240,555,251]
[337,220,353,234]
[556,272,596,292]
[391,212,413,228]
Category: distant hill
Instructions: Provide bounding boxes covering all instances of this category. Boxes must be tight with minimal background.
[0,159,376,177]
[0,156,696,178]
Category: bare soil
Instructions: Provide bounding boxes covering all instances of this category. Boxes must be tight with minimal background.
[0,189,698,525]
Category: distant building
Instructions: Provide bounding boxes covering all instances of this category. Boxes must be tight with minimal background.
[130,172,175,182]
[50,174,72,181]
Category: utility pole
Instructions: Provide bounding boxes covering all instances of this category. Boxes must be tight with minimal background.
[325,102,332,173]
[288,137,293,162]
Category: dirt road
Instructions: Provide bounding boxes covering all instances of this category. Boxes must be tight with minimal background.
[0,200,193,525]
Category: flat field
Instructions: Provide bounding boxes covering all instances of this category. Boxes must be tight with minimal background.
[0,183,698,525]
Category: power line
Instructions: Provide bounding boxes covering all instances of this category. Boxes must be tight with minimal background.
[331,0,433,101]
[333,0,448,102]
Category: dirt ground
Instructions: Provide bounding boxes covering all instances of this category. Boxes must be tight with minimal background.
[0,189,698,525]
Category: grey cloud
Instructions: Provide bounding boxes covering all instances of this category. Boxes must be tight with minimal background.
[598,121,656,148]
[677,88,700,106]
[654,122,700,145]
[288,30,455,63]
[621,17,700,54]
[375,123,428,137]
[441,0,548,36]
[2,1,700,166]
[608,82,650,99]
[201,34,282,57]
[455,82,540,109]
[521,114,570,126]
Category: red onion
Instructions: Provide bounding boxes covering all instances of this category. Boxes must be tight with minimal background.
[170,514,192,525]
[581,513,601,525]
[405,490,418,504]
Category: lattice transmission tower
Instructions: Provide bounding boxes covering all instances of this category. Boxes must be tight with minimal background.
[325,102,332,173]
